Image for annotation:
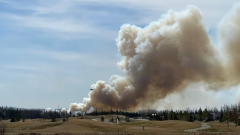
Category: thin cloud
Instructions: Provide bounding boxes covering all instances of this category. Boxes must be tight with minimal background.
[0,0,10,3]
[5,65,41,71]
[0,13,116,40]
[29,50,85,61]
[1,0,240,109]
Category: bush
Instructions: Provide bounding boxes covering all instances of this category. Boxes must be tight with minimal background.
[101,116,104,122]
[51,116,56,122]
[10,117,15,122]
[16,114,20,121]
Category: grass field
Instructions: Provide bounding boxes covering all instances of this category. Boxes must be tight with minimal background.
[3,115,240,135]
[199,121,240,132]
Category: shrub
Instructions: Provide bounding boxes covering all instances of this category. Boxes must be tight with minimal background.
[10,117,15,122]
[101,116,104,122]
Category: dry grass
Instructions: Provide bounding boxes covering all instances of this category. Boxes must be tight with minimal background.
[198,121,240,132]
[5,118,63,134]
[3,115,210,135]
[15,132,240,135]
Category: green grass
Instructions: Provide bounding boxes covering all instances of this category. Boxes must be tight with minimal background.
[199,128,219,132]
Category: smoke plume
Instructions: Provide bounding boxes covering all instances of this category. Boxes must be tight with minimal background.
[45,108,53,112]
[61,108,67,113]
[69,4,240,112]
[218,3,240,85]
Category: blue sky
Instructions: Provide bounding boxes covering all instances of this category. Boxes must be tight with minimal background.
[0,0,239,109]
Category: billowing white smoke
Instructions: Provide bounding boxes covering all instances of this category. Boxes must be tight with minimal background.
[45,107,53,112]
[69,103,86,112]
[69,4,240,112]
[61,108,67,113]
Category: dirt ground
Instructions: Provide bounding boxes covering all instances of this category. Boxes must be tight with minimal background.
[3,115,203,134]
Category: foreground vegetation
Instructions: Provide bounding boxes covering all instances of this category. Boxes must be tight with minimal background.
[0,115,239,135]
[0,115,200,134]
[1,103,240,125]
[0,103,240,135]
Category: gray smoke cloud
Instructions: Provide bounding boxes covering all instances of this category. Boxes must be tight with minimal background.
[69,4,240,112]
[218,3,240,85]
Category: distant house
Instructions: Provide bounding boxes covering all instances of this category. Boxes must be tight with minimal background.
[161,116,165,120]
[216,112,220,120]
[209,113,217,121]
[193,114,197,121]
[237,112,240,120]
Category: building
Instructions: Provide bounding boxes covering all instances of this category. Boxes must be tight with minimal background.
[209,112,216,121]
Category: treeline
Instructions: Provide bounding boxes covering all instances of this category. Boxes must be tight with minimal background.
[0,106,43,121]
[88,103,240,126]
[1,103,240,127]
[0,106,64,122]
[142,108,216,122]
[87,108,211,122]
[86,109,139,118]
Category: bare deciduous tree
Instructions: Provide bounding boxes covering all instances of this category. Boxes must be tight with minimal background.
[0,121,7,135]
[223,104,230,127]
[231,108,238,127]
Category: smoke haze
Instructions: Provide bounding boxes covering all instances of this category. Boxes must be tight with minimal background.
[69,4,240,112]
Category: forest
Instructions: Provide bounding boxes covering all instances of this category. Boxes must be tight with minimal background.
[0,103,239,126]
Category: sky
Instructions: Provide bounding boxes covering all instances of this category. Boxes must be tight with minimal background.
[0,0,240,110]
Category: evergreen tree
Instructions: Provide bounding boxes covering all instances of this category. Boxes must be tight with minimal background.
[189,113,193,122]
[168,110,174,120]
[179,111,183,120]
[219,107,224,122]
[172,112,177,120]
[16,114,20,121]
[51,116,56,122]
[202,108,209,122]
[183,111,189,121]
[197,108,203,121]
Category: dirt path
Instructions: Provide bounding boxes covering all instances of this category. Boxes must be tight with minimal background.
[184,123,211,132]
[92,118,97,121]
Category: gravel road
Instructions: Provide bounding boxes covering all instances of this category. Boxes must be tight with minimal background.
[184,123,211,132]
